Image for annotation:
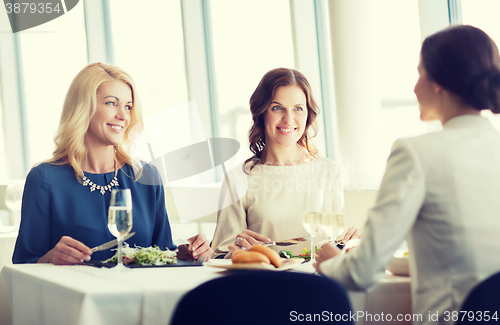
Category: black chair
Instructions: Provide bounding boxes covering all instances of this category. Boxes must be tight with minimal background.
[456,271,500,324]
[171,271,354,325]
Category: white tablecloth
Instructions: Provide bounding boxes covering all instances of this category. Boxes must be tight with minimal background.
[352,274,412,325]
[1,261,411,325]
[0,228,17,325]
[0,228,16,270]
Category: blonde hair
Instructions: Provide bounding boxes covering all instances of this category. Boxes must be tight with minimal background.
[46,62,143,181]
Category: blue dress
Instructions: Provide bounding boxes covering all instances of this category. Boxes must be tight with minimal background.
[12,162,176,263]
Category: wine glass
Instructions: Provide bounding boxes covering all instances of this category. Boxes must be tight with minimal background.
[107,189,133,271]
[4,179,25,229]
[303,190,323,263]
[320,189,346,246]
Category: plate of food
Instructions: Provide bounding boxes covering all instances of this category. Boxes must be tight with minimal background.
[206,245,304,271]
[84,243,203,268]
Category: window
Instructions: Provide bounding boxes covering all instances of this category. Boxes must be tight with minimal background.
[19,4,87,167]
[109,0,194,179]
[0,96,6,183]
[1,0,467,188]
[108,0,188,119]
[210,0,295,160]
[461,0,500,43]
[329,0,435,189]
[461,0,500,130]
[373,0,431,168]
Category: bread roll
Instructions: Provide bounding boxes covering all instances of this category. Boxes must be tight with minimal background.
[231,250,247,260]
[248,245,282,267]
[231,249,246,258]
[231,251,271,265]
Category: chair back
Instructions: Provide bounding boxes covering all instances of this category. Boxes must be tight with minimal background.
[456,271,500,324]
[171,271,354,325]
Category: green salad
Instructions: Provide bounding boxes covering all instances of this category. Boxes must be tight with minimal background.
[103,243,177,266]
[279,247,319,261]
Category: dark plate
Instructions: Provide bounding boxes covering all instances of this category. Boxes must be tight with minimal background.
[83,259,203,268]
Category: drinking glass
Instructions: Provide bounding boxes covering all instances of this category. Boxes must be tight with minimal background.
[108,189,133,271]
[303,190,323,263]
[4,179,25,228]
[320,189,346,245]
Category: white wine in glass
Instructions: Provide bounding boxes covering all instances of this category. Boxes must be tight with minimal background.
[302,212,321,236]
[320,189,346,244]
[334,213,347,239]
[303,190,323,263]
[108,207,133,239]
[108,189,133,271]
[320,213,346,238]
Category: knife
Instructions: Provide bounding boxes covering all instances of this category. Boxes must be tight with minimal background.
[91,232,135,252]
[261,236,346,249]
[261,236,312,247]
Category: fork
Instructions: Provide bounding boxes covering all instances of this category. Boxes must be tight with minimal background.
[197,256,207,263]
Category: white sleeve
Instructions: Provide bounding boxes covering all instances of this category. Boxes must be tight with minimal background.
[210,166,249,259]
[320,139,426,289]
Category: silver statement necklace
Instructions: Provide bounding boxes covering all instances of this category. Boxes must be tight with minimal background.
[82,161,119,195]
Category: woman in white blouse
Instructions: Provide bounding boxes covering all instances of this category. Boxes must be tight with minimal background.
[315,25,500,325]
[211,68,359,258]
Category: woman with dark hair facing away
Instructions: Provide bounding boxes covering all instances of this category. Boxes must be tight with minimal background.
[315,25,500,325]
[13,63,212,264]
[211,68,359,259]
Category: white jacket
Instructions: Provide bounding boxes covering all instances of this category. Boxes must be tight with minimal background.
[320,114,500,325]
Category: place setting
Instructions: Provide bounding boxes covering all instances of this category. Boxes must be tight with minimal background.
[205,242,306,271]
[206,189,352,273]
[83,189,203,270]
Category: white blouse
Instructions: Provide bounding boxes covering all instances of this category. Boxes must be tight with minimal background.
[211,157,343,258]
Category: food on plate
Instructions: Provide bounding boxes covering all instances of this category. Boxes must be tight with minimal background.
[103,243,177,266]
[279,250,293,259]
[230,245,282,267]
[299,247,319,261]
[248,245,282,267]
[231,250,271,265]
[279,248,316,261]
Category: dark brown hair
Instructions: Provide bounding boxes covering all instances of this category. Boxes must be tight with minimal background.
[421,25,500,113]
[245,68,319,171]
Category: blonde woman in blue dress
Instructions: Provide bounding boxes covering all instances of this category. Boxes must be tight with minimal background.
[13,63,212,264]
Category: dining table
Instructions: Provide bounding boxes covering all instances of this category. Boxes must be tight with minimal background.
[0,227,17,268]
[0,258,412,325]
[0,226,17,325]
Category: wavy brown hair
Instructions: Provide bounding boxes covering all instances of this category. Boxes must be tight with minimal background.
[245,68,319,171]
[45,62,143,181]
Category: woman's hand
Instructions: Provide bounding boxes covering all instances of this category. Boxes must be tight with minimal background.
[339,227,361,244]
[37,236,92,265]
[313,242,341,274]
[228,229,272,253]
[177,233,213,261]
[336,227,361,253]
